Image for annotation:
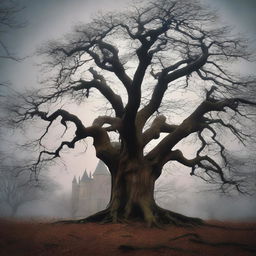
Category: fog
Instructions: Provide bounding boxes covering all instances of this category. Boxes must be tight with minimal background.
[0,0,256,221]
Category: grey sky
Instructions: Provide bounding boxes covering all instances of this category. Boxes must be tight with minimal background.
[212,0,256,34]
[2,0,255,86]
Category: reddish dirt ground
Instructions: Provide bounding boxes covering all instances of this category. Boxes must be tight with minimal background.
[0,218,255,256]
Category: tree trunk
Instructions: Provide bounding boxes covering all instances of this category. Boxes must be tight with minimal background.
[77,158,203,227]
[110,160,156,225]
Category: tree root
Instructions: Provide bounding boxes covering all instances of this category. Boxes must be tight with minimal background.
[119,232,256,254]
[54,206,204,227]
[74,208,113,224]
[169,232,256,253]
[169,232,200,241]
[190,237,256,253]
[205,222,256,231]
[118,244,198,254]
[154,206,203,227]
[52,208,112,224]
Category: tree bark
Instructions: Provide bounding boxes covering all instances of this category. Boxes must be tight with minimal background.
[110,160,156,225]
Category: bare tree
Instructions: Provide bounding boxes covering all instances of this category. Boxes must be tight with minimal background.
[0,0,25,142]
[0,0,25,101]
[0,161,56,217]
[154,169,187,211]
[7,0,256,226]
[0,0,24,61]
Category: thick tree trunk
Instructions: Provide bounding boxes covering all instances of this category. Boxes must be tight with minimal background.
[109,160,156,225]
[77,158,203,227]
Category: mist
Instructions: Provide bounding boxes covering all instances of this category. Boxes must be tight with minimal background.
[0,0,256,221]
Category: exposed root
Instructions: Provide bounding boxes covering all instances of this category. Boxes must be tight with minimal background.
[155,206,203,227]
[118,244,198,254]
[205,222,256,231]
[54,206,204,227]
[53,219,80,224]
[77,208,111,223]
[169,233,200,241]
[79,206,204,227]
[169,232,256,253]
[190,237,256,253]
[53,208,111,225]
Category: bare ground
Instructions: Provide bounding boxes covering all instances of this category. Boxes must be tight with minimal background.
[0,218,255,256]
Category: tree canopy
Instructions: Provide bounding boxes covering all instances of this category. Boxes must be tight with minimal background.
[7,0,256,225]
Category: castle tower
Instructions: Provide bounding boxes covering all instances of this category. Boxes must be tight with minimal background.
[71,161,111,217]
[71,176,79,217]
[78,169,93,217]
[92,160,111,212]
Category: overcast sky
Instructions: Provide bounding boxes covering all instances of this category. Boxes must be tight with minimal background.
[2,0,255,93]
[1,0,256,202]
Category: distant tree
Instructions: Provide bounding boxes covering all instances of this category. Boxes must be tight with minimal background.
[0,162,56,217]
[0,0,25,133]
[8,0,256,226]
[154,170,187,210]
[0,0,24,101]
[0,0,24,61]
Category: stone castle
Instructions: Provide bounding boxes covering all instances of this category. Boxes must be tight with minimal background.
[71,160,111,217]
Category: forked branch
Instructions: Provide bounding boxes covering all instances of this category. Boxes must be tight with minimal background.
[162,149,244,192]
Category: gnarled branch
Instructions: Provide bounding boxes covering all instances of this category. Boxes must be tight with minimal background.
[142,115,178,147]
[162,149,244,193]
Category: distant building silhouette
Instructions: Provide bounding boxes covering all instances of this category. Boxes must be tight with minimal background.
[71,160,111,217]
